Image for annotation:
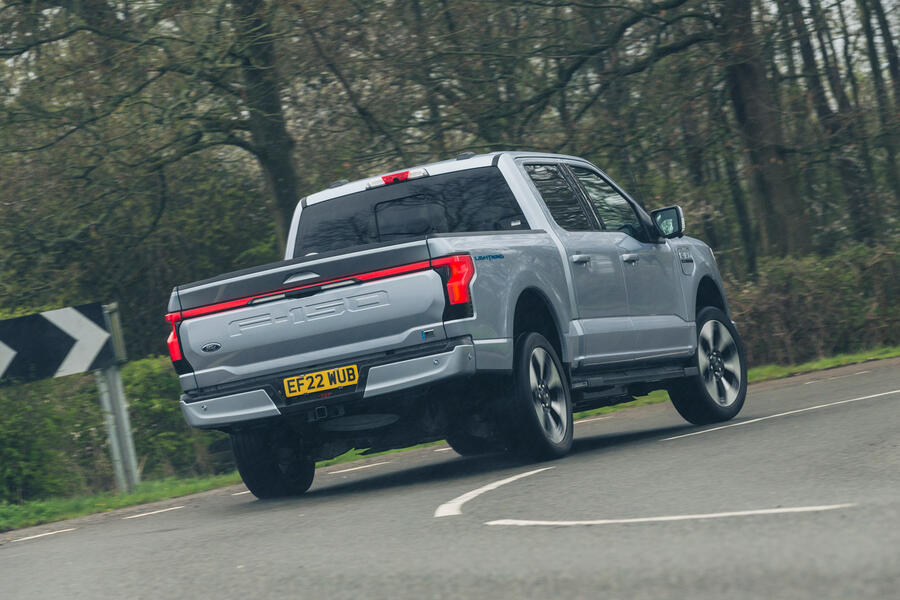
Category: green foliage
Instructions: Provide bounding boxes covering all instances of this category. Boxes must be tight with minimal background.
[122,357,233,480]
[727,243,900,366]
[0,375,110,504]
[0,357,232,504]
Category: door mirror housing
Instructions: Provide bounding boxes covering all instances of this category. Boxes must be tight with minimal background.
[651,205,685,239]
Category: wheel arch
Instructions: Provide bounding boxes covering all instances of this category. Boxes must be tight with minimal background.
[512,287,566,364]
[695,276,728,318]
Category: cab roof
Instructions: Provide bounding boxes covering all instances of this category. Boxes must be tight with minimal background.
[302,150,586,207]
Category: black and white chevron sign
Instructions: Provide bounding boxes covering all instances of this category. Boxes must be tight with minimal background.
[0,303,115,384]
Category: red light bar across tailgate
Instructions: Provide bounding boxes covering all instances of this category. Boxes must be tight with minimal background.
[164,254,474,325]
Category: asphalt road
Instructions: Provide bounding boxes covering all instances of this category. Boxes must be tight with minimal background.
[3,358,899,599]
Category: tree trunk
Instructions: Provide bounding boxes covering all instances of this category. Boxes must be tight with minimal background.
[868,0,899,109]
[720,0,807,256]
[711,94,757,275]
[857,0,900,206]
[782,0,874,240]
[235,0,299,251]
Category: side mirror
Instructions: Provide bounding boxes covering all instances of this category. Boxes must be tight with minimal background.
[651,205,685,239]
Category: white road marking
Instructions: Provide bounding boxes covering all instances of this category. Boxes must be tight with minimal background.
[662,389,900,441]
[804,370,871,385]
[486,503,857,527]
[12,528,77,542]
[231,490,252,496]
[434,467,554,518]
[434,447,453,452]
[576,416,612,424]
[327,461,390,474]
[122,505,184,519]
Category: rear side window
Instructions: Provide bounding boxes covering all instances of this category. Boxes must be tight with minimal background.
[294,167,528,257]
[524,164,594,231]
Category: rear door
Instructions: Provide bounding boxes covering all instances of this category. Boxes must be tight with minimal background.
[521,161,635,365]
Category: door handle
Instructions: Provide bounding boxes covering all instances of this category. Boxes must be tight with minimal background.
[570,254,591,264]
[621,254,640,264]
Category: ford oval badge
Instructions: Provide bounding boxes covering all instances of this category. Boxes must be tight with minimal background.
[201,342,222,353]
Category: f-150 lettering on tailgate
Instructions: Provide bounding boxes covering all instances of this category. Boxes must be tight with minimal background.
[227,290,391,336]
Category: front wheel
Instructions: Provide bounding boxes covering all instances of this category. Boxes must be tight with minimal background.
[506,332,573,460]
[669,307,747,425]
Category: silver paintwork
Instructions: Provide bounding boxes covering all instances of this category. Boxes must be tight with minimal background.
[363,344,476,398]
[179,270,446,389]
[472,338,514,371]
[180,389,280,428]
[172,151,736,431]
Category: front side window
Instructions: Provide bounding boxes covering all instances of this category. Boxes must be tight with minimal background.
[525,164,594,231]
[570,166,643,240]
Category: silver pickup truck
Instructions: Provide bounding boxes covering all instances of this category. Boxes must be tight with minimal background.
[166,151,746,498]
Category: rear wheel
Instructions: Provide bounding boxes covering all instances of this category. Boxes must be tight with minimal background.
[230,428,315,499]
[669,307,747,425]
[506,332,573,459]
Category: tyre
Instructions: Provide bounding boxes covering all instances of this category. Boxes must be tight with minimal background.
[669,306,747,425]
[230,429,315,499]
[506,332,573,460]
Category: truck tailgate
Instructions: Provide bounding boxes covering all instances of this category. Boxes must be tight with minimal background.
[170,241,448,390]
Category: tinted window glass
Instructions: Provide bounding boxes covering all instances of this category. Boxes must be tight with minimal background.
[295,167,527,257]
[525,164,594,231]
[570,166,643,239]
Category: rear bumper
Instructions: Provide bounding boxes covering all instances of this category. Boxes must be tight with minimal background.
[180,341,476,429]
[181,390,280,428]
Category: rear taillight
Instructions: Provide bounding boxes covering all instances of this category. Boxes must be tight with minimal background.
[431,255,475,305]
[431,254,475,320]
[165,313,182,361]
[165,312,193,375]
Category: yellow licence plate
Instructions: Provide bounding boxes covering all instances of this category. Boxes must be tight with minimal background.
[283,365,359,398]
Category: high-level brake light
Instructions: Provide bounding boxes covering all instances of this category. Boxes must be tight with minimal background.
[365,168,429,189]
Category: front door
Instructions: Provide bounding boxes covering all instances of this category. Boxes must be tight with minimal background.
[567,165,693,359]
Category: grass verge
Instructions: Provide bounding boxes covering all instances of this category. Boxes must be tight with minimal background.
[4,345,898,533]
[1,473,241,533]
[746,345,900,383]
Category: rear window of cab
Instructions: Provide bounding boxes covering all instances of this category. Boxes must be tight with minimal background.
[294,167,528,258]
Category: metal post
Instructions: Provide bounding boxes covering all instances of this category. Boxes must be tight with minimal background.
[98,303,140,492]
[103,302,128,363]
[106,365,140,490]
[95,370,128,493]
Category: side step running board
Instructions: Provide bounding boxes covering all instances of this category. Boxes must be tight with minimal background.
[571,366,698,391]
